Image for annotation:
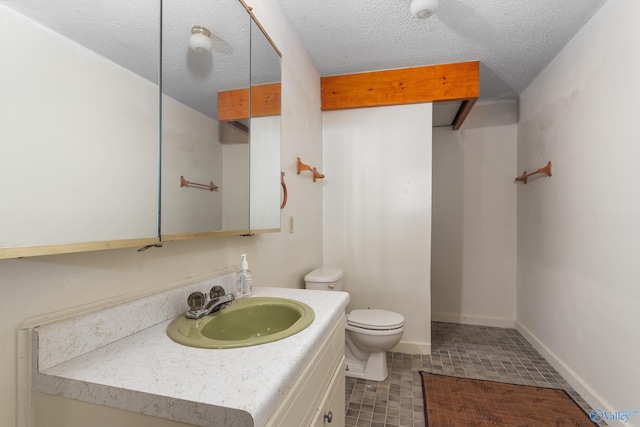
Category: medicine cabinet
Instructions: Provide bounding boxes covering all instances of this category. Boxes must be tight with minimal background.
[0,0,281,259]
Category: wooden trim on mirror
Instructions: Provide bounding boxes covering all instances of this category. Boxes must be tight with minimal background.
[218,82,282,122]
[161,230,252,241]
[0,238,160,260]
[162,228,280,241]
[238,0,283,58]
[248,228,280,235]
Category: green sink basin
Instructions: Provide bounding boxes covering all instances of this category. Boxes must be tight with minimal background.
[166,297,315,349]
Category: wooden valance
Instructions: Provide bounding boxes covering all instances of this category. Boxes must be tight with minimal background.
[218,61,480,129]
[321,61,479,130]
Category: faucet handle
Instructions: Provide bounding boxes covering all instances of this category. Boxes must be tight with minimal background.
[187,291,207,311]
[209,285,226,300]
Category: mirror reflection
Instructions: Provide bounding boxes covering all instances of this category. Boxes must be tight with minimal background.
[160,0,251,238]
[160,0,282,238]
[249,19,282,231]
[0,0,282,259]
[0,0,160,258]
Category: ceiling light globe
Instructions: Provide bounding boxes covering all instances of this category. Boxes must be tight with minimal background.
[410,0,439,19]
[189,26,212,53]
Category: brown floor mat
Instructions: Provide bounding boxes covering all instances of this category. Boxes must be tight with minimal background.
[420,371,596,426]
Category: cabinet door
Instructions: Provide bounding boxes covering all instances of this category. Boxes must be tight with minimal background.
[312,360,345,427]
[0,2,160,259]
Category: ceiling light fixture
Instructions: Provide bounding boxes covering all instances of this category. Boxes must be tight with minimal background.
[410,0,439,19]
[189,26,213,53]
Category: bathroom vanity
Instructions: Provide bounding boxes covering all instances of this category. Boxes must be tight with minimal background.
[30,284,348,427]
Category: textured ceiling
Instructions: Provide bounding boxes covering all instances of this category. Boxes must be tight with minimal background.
[5,0,608,122]
[4,0,279,120]
[4,0,161,84]
[274,0,608,100]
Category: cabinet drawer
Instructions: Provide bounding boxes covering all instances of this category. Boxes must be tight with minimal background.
[311,356,345,427]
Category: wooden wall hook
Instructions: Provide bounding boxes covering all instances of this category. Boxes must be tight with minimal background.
[296,157,325,182]
[515,161,552,184]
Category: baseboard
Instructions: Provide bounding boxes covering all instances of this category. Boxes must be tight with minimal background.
[392,340,431,355]
[515,321,627,427]
[431,312,516,329]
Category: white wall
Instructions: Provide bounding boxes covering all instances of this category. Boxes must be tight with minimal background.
[517,0,640,421]
[431,100,518,328]
[162,102,256,235]
[247,0,325,280]
[250,115,282,230]
[323,104,432,354]
[161,96,226,234]
[0,0,324,425]
[222,142,250,231]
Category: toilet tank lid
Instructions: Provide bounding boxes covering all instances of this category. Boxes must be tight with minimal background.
[348,309,405,329]
[304,267,344,282]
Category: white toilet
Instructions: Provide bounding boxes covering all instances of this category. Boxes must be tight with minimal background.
[304,267,405,381]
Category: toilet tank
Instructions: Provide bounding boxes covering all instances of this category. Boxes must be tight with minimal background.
[304,267,344,291]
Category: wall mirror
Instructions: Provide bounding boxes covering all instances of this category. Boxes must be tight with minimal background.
[0,0,161,259]
[160,0,282,240]
[0,0,282,259]
[249,18,282,232]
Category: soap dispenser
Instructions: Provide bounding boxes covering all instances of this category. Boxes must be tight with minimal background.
[236,254,253,297]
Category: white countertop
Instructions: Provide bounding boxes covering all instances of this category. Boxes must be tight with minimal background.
[33,286,349,427]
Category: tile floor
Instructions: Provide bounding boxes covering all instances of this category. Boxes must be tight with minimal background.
[344,321,599,427]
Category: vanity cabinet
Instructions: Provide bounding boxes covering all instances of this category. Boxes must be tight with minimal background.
[264,315,345,427]
[32,287,347,427]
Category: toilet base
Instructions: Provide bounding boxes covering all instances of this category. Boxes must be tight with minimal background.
[344,351,388,381]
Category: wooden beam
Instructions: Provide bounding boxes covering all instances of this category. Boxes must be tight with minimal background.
[320,61,479,111]
[219,62,479,128]
[250,82,281,118]
[223,120,249,135]
[218,83,281,122]
[218,88,249,122]
[452,98,477,130]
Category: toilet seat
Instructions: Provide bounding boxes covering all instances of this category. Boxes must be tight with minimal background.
[347,309,404,331]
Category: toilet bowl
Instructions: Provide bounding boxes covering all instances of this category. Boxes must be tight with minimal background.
[304,267,405,381]
[345,309,404,381]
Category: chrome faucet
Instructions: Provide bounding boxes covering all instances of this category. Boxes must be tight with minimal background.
[186,286,235,319]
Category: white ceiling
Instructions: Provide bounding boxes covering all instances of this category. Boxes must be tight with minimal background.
[274,0,608,100]
[3,0,277,120]
[5,0,608,125]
